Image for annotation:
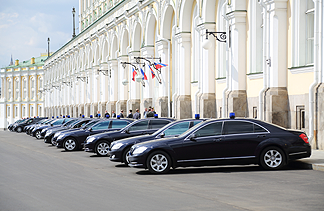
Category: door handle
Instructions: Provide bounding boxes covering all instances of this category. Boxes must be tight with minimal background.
[257,134,266,138]
[213,138,222,142]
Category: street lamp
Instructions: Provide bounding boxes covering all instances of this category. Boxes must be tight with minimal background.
[72,7,76,38]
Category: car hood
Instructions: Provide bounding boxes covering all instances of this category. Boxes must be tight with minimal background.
[114,134,154,145]
[133,137,181,148]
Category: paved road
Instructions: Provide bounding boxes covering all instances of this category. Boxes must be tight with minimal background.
[0,131,323,211]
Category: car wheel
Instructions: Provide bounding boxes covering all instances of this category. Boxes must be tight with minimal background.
[35,131,42,139]
[51,138,56,146]
[260,146,285,170]
[17,127,22,133]
[96,141,110,156]
[147,151,171,174]
[64,138,77,151]
[123,147,131,165]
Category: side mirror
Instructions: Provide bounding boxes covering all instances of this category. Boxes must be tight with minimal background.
[160,132,165,138]
[125,129,130,134]
[189,133,197,141]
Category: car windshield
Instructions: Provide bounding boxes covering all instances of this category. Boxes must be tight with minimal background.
[63,119,77,127]
[151,121,177,136]
[178,121,206,138]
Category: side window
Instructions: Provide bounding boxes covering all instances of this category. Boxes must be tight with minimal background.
[111,120,129,129]
[150,120,171,129]
[195,122,223,137]
[164,122,190,136]
[52,119,65,125]
[91,121,110,131]
[254,124,268,133]
[128,121,149,131]
[224,121,254,135]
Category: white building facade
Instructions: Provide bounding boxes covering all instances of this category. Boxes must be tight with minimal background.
[0,56,46,128]
[43,0,324,150]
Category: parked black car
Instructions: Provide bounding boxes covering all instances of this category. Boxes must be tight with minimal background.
[84,118,175,156]
[32,118,72,139]
[55,118,134,151]
[50,119,101,146]
[13,117,47,133]
[8,119,24,131]
[43,118,81,144]
[128,118,312,174]
[109,118,205,165]
[24,118,49,133]
[26,119,54,135]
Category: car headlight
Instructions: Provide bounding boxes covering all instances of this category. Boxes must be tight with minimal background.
[132,147,148,155]
[57,134,65,140]
[54,132,61,138]
[86,137,96,143]
[111,143,124,150]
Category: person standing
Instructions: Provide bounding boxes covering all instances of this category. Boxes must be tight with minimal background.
[133,109,141,119]
[146,108,154,118]
[104,110,110,118]
[111,111,116,118]
[119,110,124,118]
[143,108,148,118]
[127,110,133,118]
[95,110,101,118]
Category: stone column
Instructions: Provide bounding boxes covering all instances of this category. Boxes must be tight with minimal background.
[140,47,154,112]
[199,24,216,118]
[155,40,169,117]
[106,60,118,114]
[128,52,141,113]
[175,33,192,119]
[227,10,247,118]
[265,0,288,128]
[116,56,128,113]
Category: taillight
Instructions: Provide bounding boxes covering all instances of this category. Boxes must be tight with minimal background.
[299,133,309,144]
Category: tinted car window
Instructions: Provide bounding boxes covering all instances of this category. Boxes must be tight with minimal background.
[254,124,268,133]
[164,122,190,136]
[111,120,129,129]
[195,122,223,137]
[224,121,254,135]
[150,120,171,129]
[193,120,203,126]
[82,120,100,129]
[91,121,110,130]
[52,119,65,125]
[128,121,149,131]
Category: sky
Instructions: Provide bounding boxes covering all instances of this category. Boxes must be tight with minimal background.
[0,0,79,68]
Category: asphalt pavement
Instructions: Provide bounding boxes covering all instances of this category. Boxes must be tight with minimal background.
[296,150,324,171]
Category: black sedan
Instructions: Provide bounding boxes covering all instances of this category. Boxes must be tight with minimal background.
[128,118,312,174]
[51,119,101,146]
[109,118,205,165]
[55,119,134,151]
[24,119,49,133]
[26,119,54,135]
[84,118,175,156]
[32,118,72,139]
[12,117,47,133]
[8,119,24,131]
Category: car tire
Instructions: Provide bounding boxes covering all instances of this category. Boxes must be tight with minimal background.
[64,138,77,151]
[260,146,286,170]
[147,150,171,174]
[123,147,131,165]
[35,130,42,139]
[17,127,22,133]
[96,141,110,156]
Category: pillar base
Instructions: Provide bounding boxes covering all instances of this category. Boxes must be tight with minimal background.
[316,84,324,150]
[128,99,140,112]
[106,101,116,114]
[199,93,216,118]
[265,87,288,128]
[176,95,192,119]
[117,100,127,114]
[155,96,169,117]
[227,90,247,118]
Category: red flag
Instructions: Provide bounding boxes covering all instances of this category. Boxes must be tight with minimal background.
[154,62,168,69]
[132,68,137,81]
[148,65,156,79]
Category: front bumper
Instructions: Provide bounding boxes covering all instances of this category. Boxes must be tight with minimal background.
[108,150,123,162]
[128,155,146,168]
[84,142,95,153]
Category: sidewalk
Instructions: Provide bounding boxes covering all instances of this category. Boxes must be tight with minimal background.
[298,150,324,172]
